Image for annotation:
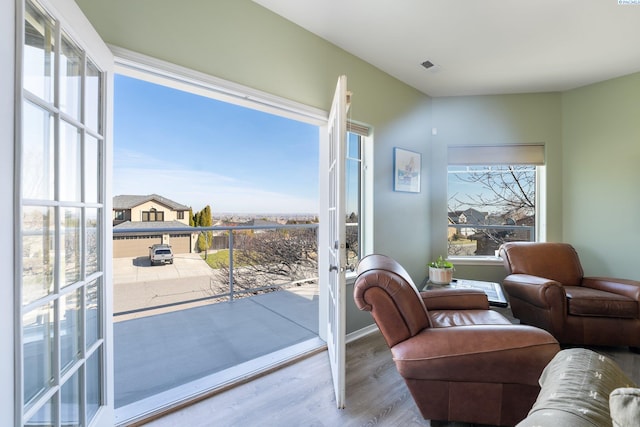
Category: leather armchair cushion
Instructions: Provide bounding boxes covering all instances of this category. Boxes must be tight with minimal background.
[500,242,584,285]
[392,325,558,385]
[565,286,638,318]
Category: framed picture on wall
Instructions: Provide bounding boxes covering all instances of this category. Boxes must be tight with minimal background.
[393,147,421,193]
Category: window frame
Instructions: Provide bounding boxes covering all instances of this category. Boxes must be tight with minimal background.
[344,127,373,278]
[446,144,546,265]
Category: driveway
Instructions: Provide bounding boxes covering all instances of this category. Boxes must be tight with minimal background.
[113,253,217,319]
[113,252,213,284]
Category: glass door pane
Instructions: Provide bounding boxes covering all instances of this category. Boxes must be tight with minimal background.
[60,33,82,121]
[19,1,109,425]
[23,0,54,104]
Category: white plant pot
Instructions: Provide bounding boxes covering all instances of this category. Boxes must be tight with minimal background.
[429,267,453,285]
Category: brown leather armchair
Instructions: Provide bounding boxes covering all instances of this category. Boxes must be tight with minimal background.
[354,254,559,426]
[499,242,640,350]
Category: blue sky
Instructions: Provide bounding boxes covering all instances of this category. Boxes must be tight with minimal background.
[114,74,320,214]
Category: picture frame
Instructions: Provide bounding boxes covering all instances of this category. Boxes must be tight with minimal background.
[393,147,421,193]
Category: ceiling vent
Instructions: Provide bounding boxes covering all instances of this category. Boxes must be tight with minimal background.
[421,60,435,70]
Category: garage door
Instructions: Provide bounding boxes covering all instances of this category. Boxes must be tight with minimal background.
[114,236,162,258]
[169,235,191,254]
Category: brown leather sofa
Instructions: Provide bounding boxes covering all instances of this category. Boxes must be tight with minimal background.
[354,254,559,426]
[499,242,640,350]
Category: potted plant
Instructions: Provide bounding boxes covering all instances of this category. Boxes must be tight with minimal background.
[428,256,454,285]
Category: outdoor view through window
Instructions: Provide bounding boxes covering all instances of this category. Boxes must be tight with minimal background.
[112,73,363,418]
[447,165,537,257]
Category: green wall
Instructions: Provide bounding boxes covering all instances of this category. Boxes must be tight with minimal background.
[562,72,640,279]
[75,0,640,328]
[430,93,563,283]
[74,0,433,331]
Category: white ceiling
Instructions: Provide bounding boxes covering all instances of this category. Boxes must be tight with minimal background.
[254,0,640,97]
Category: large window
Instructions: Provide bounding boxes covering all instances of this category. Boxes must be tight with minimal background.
[447,144,544,258]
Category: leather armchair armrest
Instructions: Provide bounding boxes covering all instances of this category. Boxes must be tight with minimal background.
[582,277,640,301]
[420,288,489,310]
[503,274,566,309]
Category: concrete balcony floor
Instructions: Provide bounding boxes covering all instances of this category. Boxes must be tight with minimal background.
[113,255,322,424]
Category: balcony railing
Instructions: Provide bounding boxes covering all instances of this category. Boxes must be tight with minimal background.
[112,222,323,418]
[113,223,319,317]
[448,223,535,256]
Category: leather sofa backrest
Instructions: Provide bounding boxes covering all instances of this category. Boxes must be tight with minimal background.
[500,242,584,286]
[354,254,430,347]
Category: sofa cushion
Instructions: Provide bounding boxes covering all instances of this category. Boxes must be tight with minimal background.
[610,387,640,427]
[517,348,636,427]
[565,286,638,319]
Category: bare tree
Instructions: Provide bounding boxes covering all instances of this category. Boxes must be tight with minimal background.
[448,165,536,255]
[451,165,535,219]
[211,228,318,296]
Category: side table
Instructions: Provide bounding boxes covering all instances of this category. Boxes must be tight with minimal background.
[421,277,509,307]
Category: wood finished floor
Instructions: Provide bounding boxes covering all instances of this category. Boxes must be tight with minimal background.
[142,310,640,427]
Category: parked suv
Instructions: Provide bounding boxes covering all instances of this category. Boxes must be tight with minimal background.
[149,244,173,266]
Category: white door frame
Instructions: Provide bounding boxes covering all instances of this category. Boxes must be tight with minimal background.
[13,0,114,425]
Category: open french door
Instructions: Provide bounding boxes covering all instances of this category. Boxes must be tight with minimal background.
[327,75,348,409]
[16,0,114,426]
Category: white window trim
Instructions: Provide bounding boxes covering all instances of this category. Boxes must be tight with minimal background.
[446,144,546,265]
[109,45,327,126]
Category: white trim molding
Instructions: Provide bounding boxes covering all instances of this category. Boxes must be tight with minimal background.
[109,45,328,127]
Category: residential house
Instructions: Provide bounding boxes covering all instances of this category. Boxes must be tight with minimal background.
[448,208,489,238]
[112,194,196,257]
[4,1,640,426]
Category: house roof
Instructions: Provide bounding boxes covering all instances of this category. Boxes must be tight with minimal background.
[448,208,488,225]
[113,220,192,231]
[113,194,190,211]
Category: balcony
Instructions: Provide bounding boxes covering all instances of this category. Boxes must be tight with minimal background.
[113,224,322,425]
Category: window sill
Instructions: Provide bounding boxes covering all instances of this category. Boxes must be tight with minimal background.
[448,256,504,267]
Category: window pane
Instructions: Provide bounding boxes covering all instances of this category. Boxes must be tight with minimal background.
[86,208,100,275]
[85,59,102,132]
[61,370,80,427]
[447,165,536,256]
[23,206,55,305]
[24,1,55,103]
[84,134,100,203]
[60,121,82,202]
[86,350,102,422]
[25,393,54,427]
[345,133,361,265]
[61,289,81,373]
[23,302,54,406]
[62,207,81,286]
[60,34,82,121]
[22,101,54,200]
[86,279,100,348]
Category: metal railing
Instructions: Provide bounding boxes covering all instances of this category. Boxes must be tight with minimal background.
[447,223,535,256]
[113,223,319,315]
